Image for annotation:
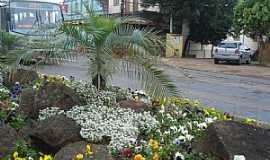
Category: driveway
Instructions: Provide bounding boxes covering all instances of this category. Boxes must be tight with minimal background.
[38,57,270,123]
[161,58,270,80]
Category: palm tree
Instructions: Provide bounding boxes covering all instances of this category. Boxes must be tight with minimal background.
[0,26,75,85]
[0,30,21,65]
[17,25,76,70]
[61,7,177,99]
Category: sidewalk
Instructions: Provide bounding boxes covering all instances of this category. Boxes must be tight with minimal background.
[161,58,270,80]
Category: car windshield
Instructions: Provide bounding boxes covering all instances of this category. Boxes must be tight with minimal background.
[218,42,238,48]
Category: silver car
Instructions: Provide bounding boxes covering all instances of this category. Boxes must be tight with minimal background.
[213,41,251,64]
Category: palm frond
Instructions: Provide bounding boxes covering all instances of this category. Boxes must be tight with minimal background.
[121,58,178,99]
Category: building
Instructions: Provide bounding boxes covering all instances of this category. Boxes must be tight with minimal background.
[0,0,8,31]
[63,0,160,19]
[63,0,105,20]
[108,0,159,15]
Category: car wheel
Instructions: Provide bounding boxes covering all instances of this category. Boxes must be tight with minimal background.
[236,58,241,65]
[214,59,219,64]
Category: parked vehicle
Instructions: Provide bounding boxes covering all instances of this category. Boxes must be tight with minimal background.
[213,41,252,64]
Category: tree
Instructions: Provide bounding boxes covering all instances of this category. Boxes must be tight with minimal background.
[0,30,22,65]
[142,0,236,53]
[233,0,270,62]
[61,7,177,99]
[17,25,75,69]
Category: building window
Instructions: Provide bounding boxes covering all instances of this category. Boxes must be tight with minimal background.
[113,0,119,6]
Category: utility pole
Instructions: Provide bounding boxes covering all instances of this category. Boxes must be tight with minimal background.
[120,0,124,17]
[169,13,173,33]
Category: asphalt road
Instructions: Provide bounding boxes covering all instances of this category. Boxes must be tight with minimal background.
[38,57,270,123]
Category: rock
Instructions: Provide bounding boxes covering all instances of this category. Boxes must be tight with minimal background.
[20,82,79,119]
[18,120,37,142]
[4,69,38,86]
[54,141,114,160]
[34,82,79,115]
[195,121,270,160]
[0,125,18,158]
[20,88,36,118]
[30,115,82,154]
[118,100,152,113]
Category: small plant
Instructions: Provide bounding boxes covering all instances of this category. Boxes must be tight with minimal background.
[0,109,7,123]
[0,86,10,101]
[9,113,27,130]
[74,144,94,160]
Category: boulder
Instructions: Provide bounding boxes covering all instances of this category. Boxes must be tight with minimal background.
[0,125,18,158]
[30,115,82,154]
[18,120,37,142]
[118,100,152,113]
[34,82,79,113]
[19,88,36,118]
[195,121,270,160]
[20,82,79,119]
[54,141,114,160]
[4,69,38,86]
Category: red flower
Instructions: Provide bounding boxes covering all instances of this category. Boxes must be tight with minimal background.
[121,148,133,157]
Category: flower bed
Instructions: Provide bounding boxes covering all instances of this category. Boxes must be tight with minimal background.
[1,74,264,160]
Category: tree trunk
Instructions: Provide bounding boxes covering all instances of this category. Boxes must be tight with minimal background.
[258,36,265,64]
[211,45,214,58]
[182,19,190,57]
[92,74,106,90]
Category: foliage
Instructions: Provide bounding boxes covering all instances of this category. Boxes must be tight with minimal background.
[13,140,39,159]
[61,6,177,99]
[8,112,27,130]
[17,27,76,69]
[0,30,18,53]
[142,0,236,45]
[4,139,53,160]
[116,97,228,160]
[74,144,94,160]
[0,85,10,100]
[0,30,23,65]
[233,0,270,42]
[189,0,236,45]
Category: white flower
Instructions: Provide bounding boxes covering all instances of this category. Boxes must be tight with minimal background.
[182,113,187,118]
[185,134,194,141]
[159,105,165,114]
[66,104,158,150]
[173,136,186,145]
[175,152,184,160]
[197,122,207,129]
[234,155,246,160]
[205,117,215,124]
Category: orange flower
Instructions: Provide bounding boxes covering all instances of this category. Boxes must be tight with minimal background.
[134,154,145,160]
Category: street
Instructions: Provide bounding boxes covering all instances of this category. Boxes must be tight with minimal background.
[38,57,270,123]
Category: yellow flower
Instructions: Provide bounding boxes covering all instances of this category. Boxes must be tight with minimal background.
[244,118,256,124]
[152,153,159,160]
[85,144,93,156]
[44,155,53,160]
[134,154,145,160]
[13,151,19,158]
[75,153,84,160]
[148,139,159,150]
[39,156,44,160]
[203,109,209,117]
